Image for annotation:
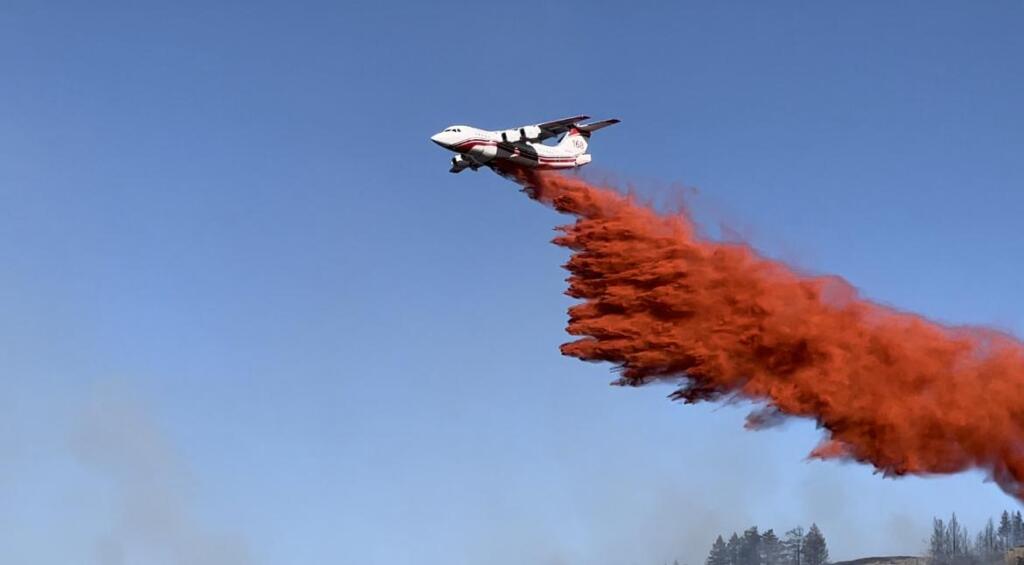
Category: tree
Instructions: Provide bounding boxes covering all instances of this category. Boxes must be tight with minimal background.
[928,510,1024,565]
[784,527,805,565]
[947,514,965,559]
[762,529,785,565]
[932,517,949,565]
[803,524,829,565]
[977,518,999,563]
[1000,511,1012,551]
[740,528,763,565]
[930,514,976,565]
[708,535,730,565]
[728,533,742,565]
[1014,512,1024,547]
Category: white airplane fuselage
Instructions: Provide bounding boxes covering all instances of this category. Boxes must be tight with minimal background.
[430,125,592,174]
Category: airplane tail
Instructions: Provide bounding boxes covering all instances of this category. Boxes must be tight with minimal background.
[557,118,620,156]
[558,129,590,155]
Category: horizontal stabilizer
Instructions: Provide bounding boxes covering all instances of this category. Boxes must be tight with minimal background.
[577,119,620,135]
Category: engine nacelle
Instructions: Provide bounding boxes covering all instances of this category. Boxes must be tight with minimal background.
[450,154,475,173]
[500,125,543,142]
[519,125,542,140]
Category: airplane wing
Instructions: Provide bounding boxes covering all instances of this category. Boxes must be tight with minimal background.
[534,115,590,140]
[532,114,589,137]
[504,115,590,142]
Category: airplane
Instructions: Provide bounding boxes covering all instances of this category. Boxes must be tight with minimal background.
[429,115,620,194]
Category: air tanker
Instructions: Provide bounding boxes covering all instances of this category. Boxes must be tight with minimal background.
[430,115,619,195]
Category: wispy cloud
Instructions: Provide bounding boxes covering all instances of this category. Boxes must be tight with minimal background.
[70,382,251,565]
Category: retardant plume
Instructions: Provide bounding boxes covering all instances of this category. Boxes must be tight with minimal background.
[521,170,1024,501]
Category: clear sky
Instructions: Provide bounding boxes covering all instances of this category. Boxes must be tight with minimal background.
[2,2,1023,564]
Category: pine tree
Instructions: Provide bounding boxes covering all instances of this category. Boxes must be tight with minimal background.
[1014,512,1024,547]
[740,527,763,565]
[943,513,976,565]
[1000,511,1012,551]
[708,535,730,565]
[979,518,999,562]
[947,514,964,559]
[728,533,742,565]
[803,524,829,565]
[931,517,949,565]
[762,529,785,565]
[784,527,806,565]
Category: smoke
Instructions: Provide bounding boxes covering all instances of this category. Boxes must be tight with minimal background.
[70,383,251,565]
[523,170,1024,501]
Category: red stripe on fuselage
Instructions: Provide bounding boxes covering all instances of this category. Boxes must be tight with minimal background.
[452,138,580,166]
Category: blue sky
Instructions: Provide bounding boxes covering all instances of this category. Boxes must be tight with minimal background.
[2,2,1023,564]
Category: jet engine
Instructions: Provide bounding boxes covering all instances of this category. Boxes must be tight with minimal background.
[449,154,476,173]
[500,125,543,142]
[519,125,542,140]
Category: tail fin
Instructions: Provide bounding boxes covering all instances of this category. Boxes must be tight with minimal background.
[556,118,620,155]
[558,128,590,155]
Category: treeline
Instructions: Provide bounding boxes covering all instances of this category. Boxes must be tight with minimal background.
[930,510,1024,565]
[705,525,829,565]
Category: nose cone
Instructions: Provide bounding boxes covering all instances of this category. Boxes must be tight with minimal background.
[430,132,448,148]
